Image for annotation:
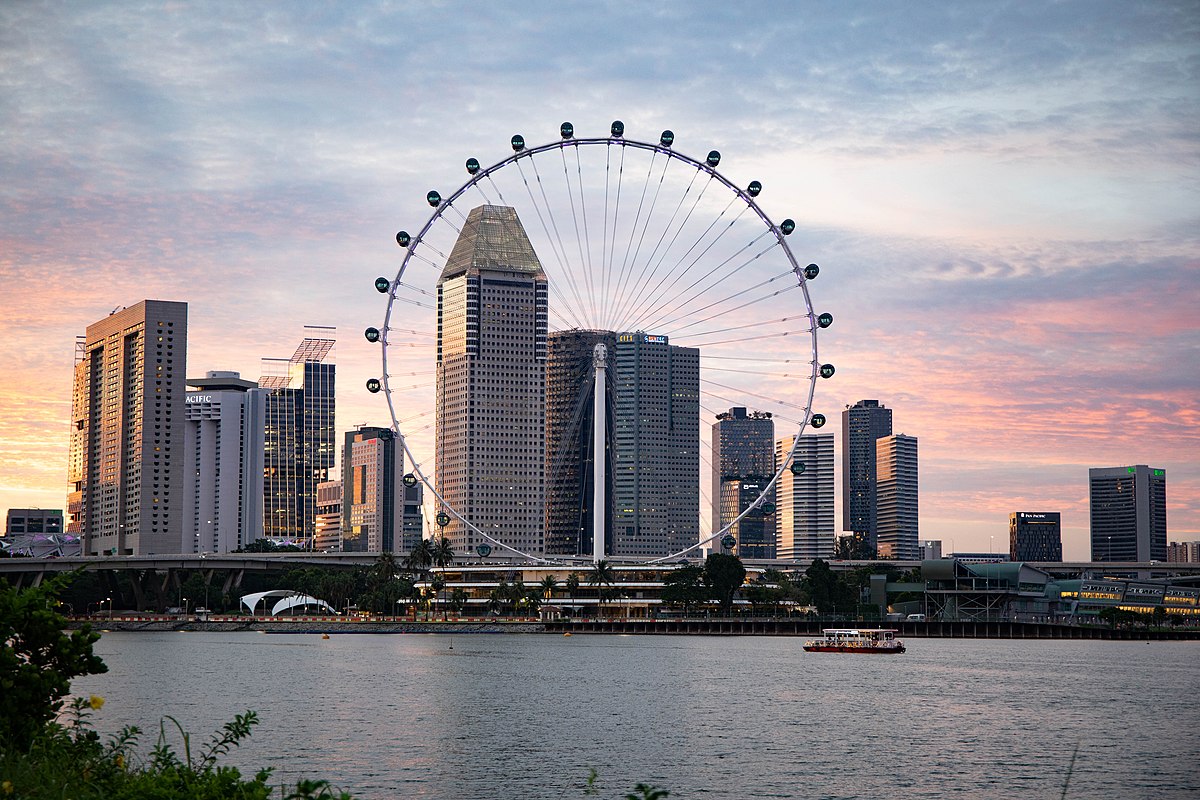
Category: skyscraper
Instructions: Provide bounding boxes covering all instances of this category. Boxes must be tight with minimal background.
[841,399,893,548]
[341,426,421,553]
[183,371,266,553]
[68,300,188,556]
[437,205,547,557]
[712,408,775,558]
[775,433,835,561]
[260,329,336,545]
[1009,512,1062,562]
[875,433,918,559]
[611,332,699,558]
[545,330,617,557]
[1089,465,1167,562]
[314,480,343,552]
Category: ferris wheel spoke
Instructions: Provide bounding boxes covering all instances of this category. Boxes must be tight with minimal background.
[702,378,811,413]
[657,267,791,332]
[514,157,589,329]
[665,282,803,337]
[558,147,593,328]
[607,146,663,328]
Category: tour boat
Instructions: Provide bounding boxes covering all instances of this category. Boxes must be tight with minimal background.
[803,628,906,654]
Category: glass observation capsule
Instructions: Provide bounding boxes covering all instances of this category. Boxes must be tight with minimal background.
[374,277,390,293]
[660,129,674,147]
[560,122,574,139]
[820,363,835,379]
[403,473,417,487]
[611,120,624,137]
[706,150,721,167]
[790,460,807,476]
[747,180,762,197]
[366,378,381,393]
[364,327,381,343]
[476,543,492,557]
[436,512,451,527]
[395,230,411,247]
[780,219,796,235]
[810,413,827,428]
[817,312,834,328]
[466,157,480,174]
[721,534,737,550]
[761,502,776,514]
[426,190,441,207]
[803,263,819,280]
[511,134,525,151]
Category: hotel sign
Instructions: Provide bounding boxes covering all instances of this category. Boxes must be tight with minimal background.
[186,394,213,404]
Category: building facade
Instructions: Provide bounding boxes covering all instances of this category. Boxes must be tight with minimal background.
[437,205,547,557]
[1009,512,1062,562]
[774,434,835,561]
[841,399,893,548]
[1089,465,1167,562]
[68,300,188,555]
[182,371,266,553]
[5,508,64,537]
[545,330,617,556]
[314,480,343,552]
[711,408,775,557]
[1167,541,1200,563]
[341,426,421,553]
[875,433,918,559]
[260,330,336,546]
[611,332,699,558]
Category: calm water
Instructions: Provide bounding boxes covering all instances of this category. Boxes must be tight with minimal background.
[71,632,1198,799]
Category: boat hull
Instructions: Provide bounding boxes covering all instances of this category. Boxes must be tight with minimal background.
[803,644,906,654]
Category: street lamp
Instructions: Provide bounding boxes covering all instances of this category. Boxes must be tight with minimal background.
[183,597,189,618]
[105,597,113,619]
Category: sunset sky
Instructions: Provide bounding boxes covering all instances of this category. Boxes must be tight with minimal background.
[2,1,1197,559]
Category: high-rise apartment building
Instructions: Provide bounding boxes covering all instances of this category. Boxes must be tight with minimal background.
[611,332,699,558]
[1089,465,1167,562]
[774,434,834,561]
[875,433,918,559]
[341,426,421,553]
[841,399,892,548]
[437,205,547,557]
[1166,541,1200,563]
[545,330,617,556]
[314,480,342,552]
[183,371,266,553]
[260,329,336,546]
[68,300,188,555]
[1009,512,1062,562]
[712,408,775,558]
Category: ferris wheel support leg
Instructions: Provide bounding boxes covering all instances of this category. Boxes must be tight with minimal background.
[593,343,608,564]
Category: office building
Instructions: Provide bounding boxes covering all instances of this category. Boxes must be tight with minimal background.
[545,330,618,556]
[68,300,188,555]
[437,205,547,556]
[611,332,699,558]
[712,408,775,557]
[260,329,336,546]
[1009,512,1062,562]
[342,426,422,553]
[876,433,918,559]
[1089,465,1167,562]
[919,540,943,560]
[841,399,892,548]
[5,508,64,537]
[1166,541,1200,563]
[314,480,342,552]
[774,434,834,561]
[182,371,267,553]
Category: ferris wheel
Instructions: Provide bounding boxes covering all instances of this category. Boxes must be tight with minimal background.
[367,121,833,564]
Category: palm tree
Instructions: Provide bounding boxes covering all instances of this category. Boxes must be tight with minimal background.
[589,560,616,618]
[404,538,434,577]
[429,536,455,571]
[565,572,581,617]
[539,575,558,603]
[430,574,446,620]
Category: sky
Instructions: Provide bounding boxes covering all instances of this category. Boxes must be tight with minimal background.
[1,1,1197,560]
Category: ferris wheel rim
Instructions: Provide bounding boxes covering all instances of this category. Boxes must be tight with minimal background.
[376,124,828,564]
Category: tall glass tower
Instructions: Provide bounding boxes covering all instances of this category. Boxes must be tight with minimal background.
[1089,465,1167,562]
[775,433,835,561]
[875,433,918,559]
[711,407,776,558]
[841,399,893,549]
[260,329,336,545]
[437,205,547,557]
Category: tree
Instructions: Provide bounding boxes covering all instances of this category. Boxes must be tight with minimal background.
[834,533,877,560]
[589,560,617,617]
[429,536,455,572]
[539,575,559,603]
[565,572,581,615]
[0,573,108,749]
[430,575,446,620]
[660,565,706,616]
[404,538,434,577]
[449,588,468,615]
[704,553,746,616]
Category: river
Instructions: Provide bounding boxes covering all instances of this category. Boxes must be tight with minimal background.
[70,632,1198,799]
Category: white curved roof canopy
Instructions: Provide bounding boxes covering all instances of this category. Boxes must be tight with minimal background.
[240,590,336,616]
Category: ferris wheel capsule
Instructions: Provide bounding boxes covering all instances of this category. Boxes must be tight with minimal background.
[817,312,834,328]
[611,120,624,137]
[803,263,819,280]
[511,134,525,152]
[660,130,674,147]
[820,363,835,379]
[810,413,827,428]
[560,122,574,139]
[403,473,417,487]
[426,190,441,207]
[706,150,721,167]
[436,511,451,527]
[465,157,480,175]
[780,219,796,235]
[747,180,762,197]
[374,277,390,293]
[396,230,411,247]
[364,327,381,343]
[790,461,807,476]
[366,378,382,393]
